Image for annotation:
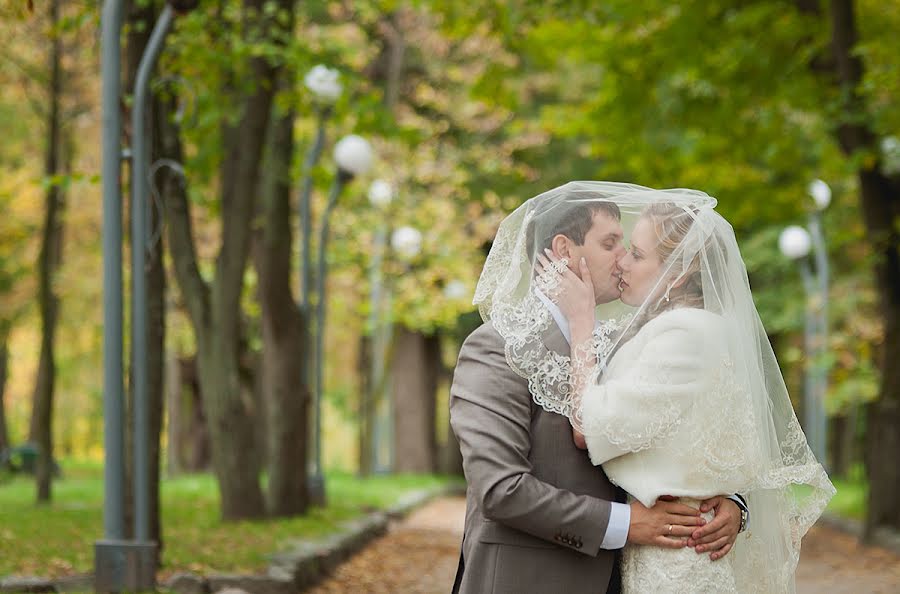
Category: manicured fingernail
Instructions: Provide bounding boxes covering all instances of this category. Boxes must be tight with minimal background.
[544,248,551,254]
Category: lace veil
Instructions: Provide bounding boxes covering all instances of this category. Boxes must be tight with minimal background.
[474,181,834,593]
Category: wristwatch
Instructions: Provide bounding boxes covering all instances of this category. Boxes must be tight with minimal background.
[738,506,749,533]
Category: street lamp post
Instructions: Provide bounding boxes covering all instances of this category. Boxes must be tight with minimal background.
[298,66,342,505]
[300,65,342,311]
[807,180,831,468]
[779,179,831,466]
[386,225,423,471]
[309,135,373,503]
[365,180,393,475]
[97,1,195,590]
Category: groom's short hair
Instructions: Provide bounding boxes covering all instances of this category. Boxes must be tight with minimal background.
[525,193,621,259]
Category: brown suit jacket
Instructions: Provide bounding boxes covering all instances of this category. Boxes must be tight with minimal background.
[449,321,621,594]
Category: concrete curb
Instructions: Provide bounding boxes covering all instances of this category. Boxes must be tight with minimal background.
[818,513,900,556]
[164,482,463,594]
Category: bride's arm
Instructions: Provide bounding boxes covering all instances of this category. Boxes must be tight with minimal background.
[580,314,706,465]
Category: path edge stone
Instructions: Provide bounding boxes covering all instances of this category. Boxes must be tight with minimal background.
[163,481,465,594]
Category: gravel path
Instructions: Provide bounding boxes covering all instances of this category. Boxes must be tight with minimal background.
[796,523,900,594]
[304,496,900,593]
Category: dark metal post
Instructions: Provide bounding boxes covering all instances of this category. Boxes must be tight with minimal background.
[100,0,125,543]
[367,223,387,473]
[96,0,128,588]
[808,211,830,467]
[311,173,349,502]
[298,111,329,505]
[799,259,818,460]
[131,1,174,552]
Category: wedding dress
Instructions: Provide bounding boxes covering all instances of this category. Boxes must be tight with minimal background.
[582,307,757,593]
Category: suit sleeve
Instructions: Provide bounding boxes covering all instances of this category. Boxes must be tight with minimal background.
[449,325,613,556]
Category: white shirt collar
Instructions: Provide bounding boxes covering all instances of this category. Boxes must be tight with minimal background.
[534,289,572,344]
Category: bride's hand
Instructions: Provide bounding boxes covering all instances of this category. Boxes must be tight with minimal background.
[535,249,596,327]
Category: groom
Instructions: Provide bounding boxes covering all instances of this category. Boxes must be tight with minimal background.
[449,194,746,594]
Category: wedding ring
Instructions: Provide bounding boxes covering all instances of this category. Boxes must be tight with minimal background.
[667,524,672,535]
[551,258,569,274]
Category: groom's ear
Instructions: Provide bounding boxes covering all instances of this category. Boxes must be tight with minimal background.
[550,234,572,259]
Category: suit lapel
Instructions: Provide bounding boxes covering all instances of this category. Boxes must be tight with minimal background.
[541,318,570,358]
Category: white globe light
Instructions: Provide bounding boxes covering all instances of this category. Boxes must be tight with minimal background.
[304,64,342,104]
[779,225,812,260]
[368,180,394,208]
[881,136,900,176]
[392,226,423,258]
[443,280,468,300]
[334,135,374,176]
[807,179,831,210]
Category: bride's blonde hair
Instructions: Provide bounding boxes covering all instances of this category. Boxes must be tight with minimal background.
[643,202,705,312]
[615,204,706,348]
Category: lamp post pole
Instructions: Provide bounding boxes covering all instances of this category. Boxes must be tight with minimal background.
[780,224,817,457]
[807,180,831,467]
[130,3,175,555]
[310,135,373,503]
[298,66,342,505]
[779,179,831,466]
[365,181,393,475]
[387,226,423,472]
[99,0,125,558]
[97,1,195,590]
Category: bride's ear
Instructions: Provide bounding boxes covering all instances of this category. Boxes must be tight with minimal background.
[550,234,572,259]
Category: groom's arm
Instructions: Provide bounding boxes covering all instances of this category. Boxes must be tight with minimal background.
[450,324,612,556]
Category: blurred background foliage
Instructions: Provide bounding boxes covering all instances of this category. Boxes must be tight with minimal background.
[0,0,897,520]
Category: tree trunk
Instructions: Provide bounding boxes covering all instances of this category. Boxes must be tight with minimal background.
[165,350,181,476]
[31,0,65,503]
[391,327,439,473]
[196,327,265,519]
[0,331,10,453]
[145,148,166,553]
[827,0,900,536]
[169,356,210,473]
[160,0,294,520]
[253,89,309,516]
[829,414,852,478]
[358,334,373,476]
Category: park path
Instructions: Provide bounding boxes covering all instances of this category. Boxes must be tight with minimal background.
[305,496,900,594]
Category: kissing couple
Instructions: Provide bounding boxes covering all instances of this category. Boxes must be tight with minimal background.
[449,182,834,593]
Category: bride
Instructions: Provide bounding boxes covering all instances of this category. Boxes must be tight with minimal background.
[536,197,834,593]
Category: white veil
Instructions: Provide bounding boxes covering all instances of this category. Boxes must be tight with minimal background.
[474,181,834,593]
[474,181,715,421]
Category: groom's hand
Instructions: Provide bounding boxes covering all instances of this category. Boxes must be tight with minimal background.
[687,496,741,560]
[626,499,705,548]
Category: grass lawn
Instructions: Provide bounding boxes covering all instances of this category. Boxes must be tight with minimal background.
[827,476,867,521]
[0,459,461,578]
